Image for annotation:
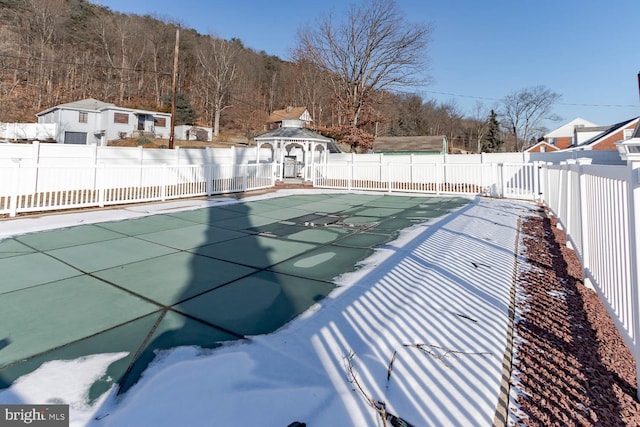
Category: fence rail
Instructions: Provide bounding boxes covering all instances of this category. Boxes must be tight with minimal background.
[0,162,275,216]
[541,159,640,399]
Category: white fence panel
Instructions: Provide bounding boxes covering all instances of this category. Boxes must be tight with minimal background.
[0,161,276,217]
[314,162,517,197]
[541,161,640,399]
[502,163,539,200]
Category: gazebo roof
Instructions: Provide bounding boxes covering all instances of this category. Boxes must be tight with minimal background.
[254,126,332,143]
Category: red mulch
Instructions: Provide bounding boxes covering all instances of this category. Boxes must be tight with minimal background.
[512,213,640,426]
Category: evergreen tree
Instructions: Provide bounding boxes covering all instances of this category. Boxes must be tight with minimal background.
[482,110,503,152]
[162,92,196,125]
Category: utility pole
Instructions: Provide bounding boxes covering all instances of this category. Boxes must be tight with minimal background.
[169,28,180,149]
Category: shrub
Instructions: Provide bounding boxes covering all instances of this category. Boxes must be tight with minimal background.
[136,135,152,146]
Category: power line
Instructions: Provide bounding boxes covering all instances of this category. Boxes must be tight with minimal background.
[420,90,640,108]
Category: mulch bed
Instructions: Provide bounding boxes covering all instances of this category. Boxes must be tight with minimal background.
[511,212,640,426]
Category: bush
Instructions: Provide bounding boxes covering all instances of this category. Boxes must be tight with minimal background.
[136,135,152,146]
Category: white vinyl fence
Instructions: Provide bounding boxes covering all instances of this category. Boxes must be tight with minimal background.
[313,161,540,200]
[0,162,275,216]
[541,158,640,399]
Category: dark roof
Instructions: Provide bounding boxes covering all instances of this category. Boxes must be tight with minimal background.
[373,135,447,153]
[326,140,342,153]
[571,117,639,148]
[254,126,332,142]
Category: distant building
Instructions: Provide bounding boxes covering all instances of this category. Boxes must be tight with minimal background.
[372,135,448,155]
[266,106,312,130]
[526,140,561,153]
[568,117,639,151]
[542,117,599,149]
[37,98,172,145]
[174,125,213,142]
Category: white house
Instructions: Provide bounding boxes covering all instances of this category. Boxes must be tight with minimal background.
[266,106,313,130]
[36,98,172,145]
[542,117,598,149]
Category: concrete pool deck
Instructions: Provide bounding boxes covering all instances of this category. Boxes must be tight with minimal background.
[0,190,534,426]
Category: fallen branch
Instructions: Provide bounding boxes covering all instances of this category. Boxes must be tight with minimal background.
[345,350,416,427]
[403,343,491,368]
[386,350,397,386]
[344,350,388,426]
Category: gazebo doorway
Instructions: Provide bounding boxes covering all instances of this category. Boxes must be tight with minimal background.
[254,119,332,182]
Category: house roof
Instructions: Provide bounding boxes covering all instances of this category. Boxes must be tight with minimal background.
[544,117,599,138]
[372,135,447,153]
[36,98,171,118]
[525,141,560,153]
[267,107,310,123]
[569,116,639,149]
[37,98,115,116]
[254,126,332,142]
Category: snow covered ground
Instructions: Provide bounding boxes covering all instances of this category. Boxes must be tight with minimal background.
[0,191,534,426]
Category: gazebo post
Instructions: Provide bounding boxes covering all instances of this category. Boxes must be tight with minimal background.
[309,142,315,182]
[278,139,284,180]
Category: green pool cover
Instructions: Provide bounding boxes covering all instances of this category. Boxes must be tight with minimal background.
[0,193,469,398]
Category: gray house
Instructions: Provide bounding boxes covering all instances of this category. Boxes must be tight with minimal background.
[37,98,172,145]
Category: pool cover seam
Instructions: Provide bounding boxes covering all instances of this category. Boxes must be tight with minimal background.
[0,310,165,371]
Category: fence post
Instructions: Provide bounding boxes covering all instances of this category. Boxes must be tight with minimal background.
[97,164,105,207]
[205,162,213,196]
[271,163,276,187]
[242,164,248,192]
[348,157,353,191]
[556,161,570,232]
[576,158,592,289]
[500,163,506,197]
[537,161,545,201]
[9,162,19,217]
[161,163,168,201]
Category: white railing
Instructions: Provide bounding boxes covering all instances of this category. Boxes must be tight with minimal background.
[0,162,275,217]
[541,159,640,399]
[313,162,540,200]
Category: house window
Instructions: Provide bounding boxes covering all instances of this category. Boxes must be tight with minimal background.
[79,112,88,123]
[114,113,129,124]
[154,117,166,127]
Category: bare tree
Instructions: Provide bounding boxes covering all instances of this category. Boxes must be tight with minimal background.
[7,0,67,108]
[95,13,147,103]
[441,101,463,151]
[469,101,491,153]
[294,0,431,128]
[292,59,328,127]
[500,86,561,151]
[197,37,239,137]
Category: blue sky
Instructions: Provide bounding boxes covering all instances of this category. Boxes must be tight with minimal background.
[93,0,640,131]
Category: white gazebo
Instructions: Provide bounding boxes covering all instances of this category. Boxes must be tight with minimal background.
[254,119,333,181]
